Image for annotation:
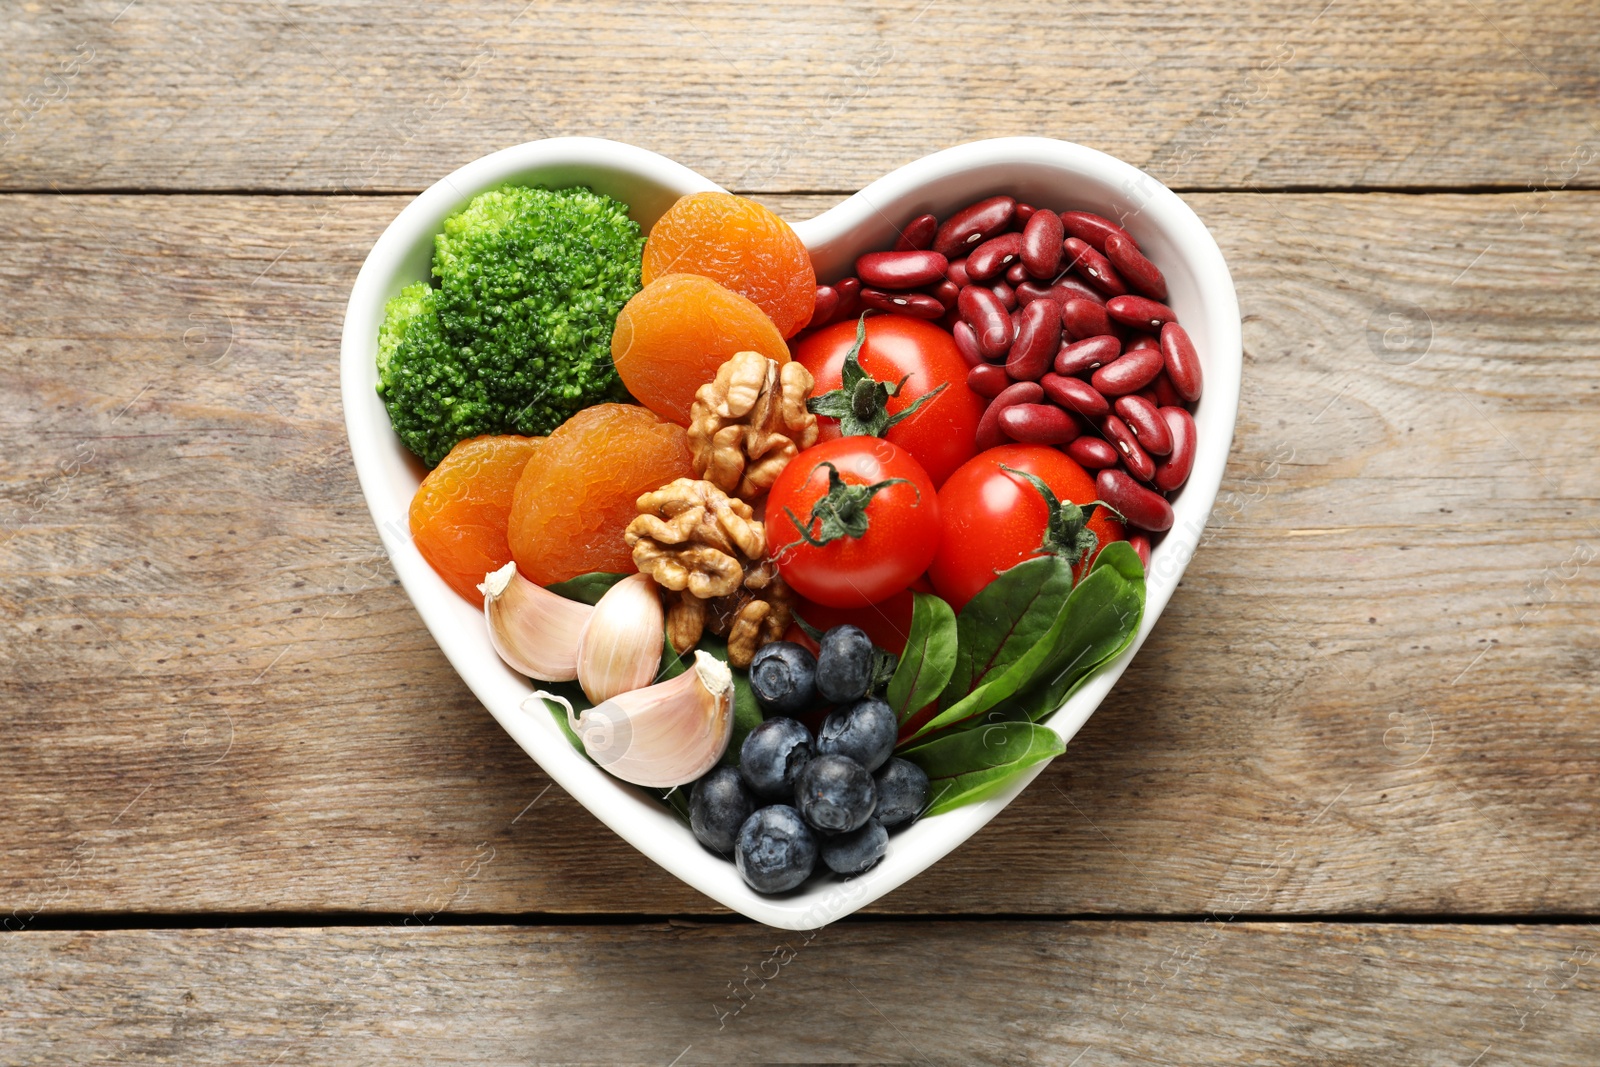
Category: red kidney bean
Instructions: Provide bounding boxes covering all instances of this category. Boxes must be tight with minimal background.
[946,257,971,288]
[1000,403,1079,445]
[860,287,944,319]
[959,285,1013,361]
[1067,436,1120,469]
[807,285,840,329]
[1153,406,1197,493]
[928,278,960,311]
[1060,210,1132,252]
[834,276,862,320]
[967,232,1025,282]
[1064,237,1128,297]
[1091,347,1164,396]
[967,362,1010,398]
[1151,372,1183,409]
[976,381,1044,451]
[1106,295,1176,331]
[1126,333,1160,352]
[1135,386,1161,408]
[1006,261,1030,285]
[1041,373,1110,419]
[1159,322,1203,403]
[1006,298,1061,381]
[1055,334,1122,376]
[1102,232,1168,301]
[1114,394,1172,456]
[952,321,983,367]
[1014,202,1036,226]
[991,280,1017,311]
[934,196,1016,258]
[1100,414,1156,481]
[938,304,963,332]
[1128,533,1152,569]
[857,250,949,290]
[893,213,939,253]
[1062,297,1115,341]
[1021,207,1065,280]
[1097,469,1174,531]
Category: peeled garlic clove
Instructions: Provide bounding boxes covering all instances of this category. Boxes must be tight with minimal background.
[480,562,593,681]
[576,573,665,703]
[532,651,733,788]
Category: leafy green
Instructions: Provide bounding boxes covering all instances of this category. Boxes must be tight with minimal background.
[885,592,958,723]
[899,720,1067,816]
[545,571,630,605]
[906,555,1077,741]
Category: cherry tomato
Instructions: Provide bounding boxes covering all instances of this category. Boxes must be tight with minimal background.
[928,444,1126,612]
[796,315,986,487]
[767,437,940,609]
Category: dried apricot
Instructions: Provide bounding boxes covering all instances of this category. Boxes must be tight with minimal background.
[508,403,696,584]
[611,273,789,425]
[642,192,816,337]
[410,435,544,603]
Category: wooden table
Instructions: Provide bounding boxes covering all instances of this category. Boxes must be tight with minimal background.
[3,2,1597,1062]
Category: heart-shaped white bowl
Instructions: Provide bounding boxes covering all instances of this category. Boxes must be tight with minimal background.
[341,137,1240,928]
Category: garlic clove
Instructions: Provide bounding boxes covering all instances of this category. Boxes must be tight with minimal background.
[480,562,593,681]
[576,573,665,703]
[531,650,733,788]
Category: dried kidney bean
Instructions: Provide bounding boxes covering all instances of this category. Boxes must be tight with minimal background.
[1091,347,1164,396]
[946,257,971,288]
[1006,298,1061,381]
[1060,210,1131,252]
[1102,233,1167,301]
[1127,533,1152,569]
[893,213,939,253]
[1062,297,1115,341]
[1006,262,1030,285]
[952,321,983,367]
[967,363,1010,398]
[861,287,944,319]
[934,196,1016,258]
[857,250,948,290]
[1097,469,1174,532]
[1014,202,1036,225]
[1042,373,1110,419]
[928,278,961,311]
[1055,335,1122,376]
[1000,403,1079,445]
[1106,295,1176,331]
[1021,207,1065,279]
[958,286,1013,361]
[1159,322,1203,402]
[1152,406,1197,492]
[1151,372,1183,409]
[967,232,1025,282]
[992,280,1018,311]
[1114,394,1172,455]
[1100,414,1156,481]
[834,276,862,319]
[1126,333,1160,352]
[1066,435,1120,470]
[976,381,1044,451]
[1064,237,1128,297]
[808,285,840,330]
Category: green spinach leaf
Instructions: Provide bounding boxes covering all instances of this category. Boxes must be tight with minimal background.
[545,571,630,605]
[900,720,1066,816]
[885,592,958,724]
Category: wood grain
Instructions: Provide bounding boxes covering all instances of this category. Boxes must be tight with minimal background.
[2,922,1597,1064]
[2,1,1598,193]
[1,189,1598,917]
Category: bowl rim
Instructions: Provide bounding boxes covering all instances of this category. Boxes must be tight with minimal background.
[340,135,1240,929]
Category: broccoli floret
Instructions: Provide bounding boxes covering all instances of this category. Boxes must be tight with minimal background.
[375,184,645,466]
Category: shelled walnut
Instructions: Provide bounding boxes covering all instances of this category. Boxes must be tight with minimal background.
[624,477,792,666]
[687,351,818,502]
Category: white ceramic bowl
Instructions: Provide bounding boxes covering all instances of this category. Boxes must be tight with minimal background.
[341,136,1240,929]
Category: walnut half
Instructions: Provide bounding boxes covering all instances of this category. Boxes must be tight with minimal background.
[687,352,818,503]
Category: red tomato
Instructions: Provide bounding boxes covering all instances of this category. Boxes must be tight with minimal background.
[796,316,985,487]
[767,437,940,609]
[928,444,1126,612]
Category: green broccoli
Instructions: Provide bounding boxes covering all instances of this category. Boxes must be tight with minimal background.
[376,184,645,467]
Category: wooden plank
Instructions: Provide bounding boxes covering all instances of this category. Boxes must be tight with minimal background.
[1,190,1598,917]
[2,1,1598,192]
[2,922,1595,1064]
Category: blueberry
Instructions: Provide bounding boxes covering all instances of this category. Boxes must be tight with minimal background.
[794,753,876,833]
[816,696,897,772]
[689,766,757,855]
[738,717,814,801]
[735,805,817,894]
[816,625,874,704]
[820,818,888,875]
[873,758,930,828]
[747,641,818,715]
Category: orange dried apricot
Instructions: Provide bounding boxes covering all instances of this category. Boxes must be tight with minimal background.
[642,192,816,338]
[611,273,789,425]
[508,403,695,585]
[410,435,544,604]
